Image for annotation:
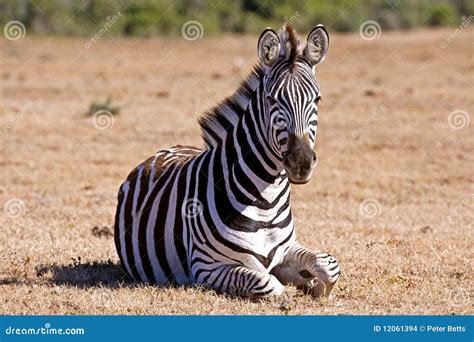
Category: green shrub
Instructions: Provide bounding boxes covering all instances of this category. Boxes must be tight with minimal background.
[86,98,121,116]
[426,3,458,26]
[0,0,466,36]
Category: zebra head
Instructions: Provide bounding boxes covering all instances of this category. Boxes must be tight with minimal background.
[257,25,329,184]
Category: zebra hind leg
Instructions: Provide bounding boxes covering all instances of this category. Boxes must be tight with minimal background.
[198,265,285,298]
[271,242,341,298]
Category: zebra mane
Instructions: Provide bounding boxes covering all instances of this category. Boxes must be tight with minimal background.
[198,24,301,148]
[198,66,262,148]
[279,24,300,64]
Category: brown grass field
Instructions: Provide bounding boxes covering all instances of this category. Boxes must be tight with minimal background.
[0,27,472,315]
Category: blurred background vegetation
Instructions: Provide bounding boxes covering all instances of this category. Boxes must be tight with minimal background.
[0,0,472,37]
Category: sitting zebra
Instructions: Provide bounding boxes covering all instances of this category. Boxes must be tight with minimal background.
[114,24,340,298]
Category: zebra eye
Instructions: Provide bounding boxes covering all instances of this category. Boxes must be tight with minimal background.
[267,96,278,106]
[273,116,286,131]
[315,96,322,105]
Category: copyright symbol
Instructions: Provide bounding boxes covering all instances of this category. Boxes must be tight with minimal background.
[419,325,425,332]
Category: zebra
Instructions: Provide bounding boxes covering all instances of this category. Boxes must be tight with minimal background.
[114,24,340,298]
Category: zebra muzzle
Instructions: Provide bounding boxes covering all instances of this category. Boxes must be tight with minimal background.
[282,135,317,184]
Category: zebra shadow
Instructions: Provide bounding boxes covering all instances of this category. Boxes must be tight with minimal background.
[34,259,133,289]
[2,261,285,302]
[33,261,225,296]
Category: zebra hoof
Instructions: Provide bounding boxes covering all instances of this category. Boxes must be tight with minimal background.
[299,279,334,298]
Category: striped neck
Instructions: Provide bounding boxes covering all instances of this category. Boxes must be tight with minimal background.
[202,70,288,209]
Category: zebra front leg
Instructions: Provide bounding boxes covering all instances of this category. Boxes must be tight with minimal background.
[271,242,340,298]
[196,264,285,297]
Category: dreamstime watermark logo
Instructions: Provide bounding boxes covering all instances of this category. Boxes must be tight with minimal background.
[0,101,33,135]
[92,109,114,130]
[182,198,203,218]
[359,20,382,41]
[3,198,26,219]
[86,191,120,229]
[4,20,26,41]
[448,287,470,307]
[448,110,470,130]
[172,99,216,143]
[352,101,389,138]
[443,193,473,226]
[84,11,122,49]
[359,198,381,218]
[284,11,300,26]
[5,322,85,336]
[181,20,204,41]
[440,15,474,49]
[173,111,201,139]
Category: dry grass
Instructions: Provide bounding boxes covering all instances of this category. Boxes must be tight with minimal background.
[0,27,473,315]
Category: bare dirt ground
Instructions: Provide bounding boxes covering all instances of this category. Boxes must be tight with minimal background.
[0,27,472,315]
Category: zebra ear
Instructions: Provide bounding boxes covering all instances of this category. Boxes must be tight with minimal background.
[257,28,281,67]
[303,25,329,67]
